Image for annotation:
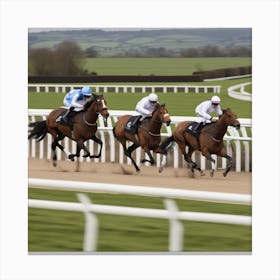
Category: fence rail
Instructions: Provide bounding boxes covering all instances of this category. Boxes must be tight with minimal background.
[28,109,252,172]
[28,83,221,94]
[28,178,252,252]
[228,82,252,101]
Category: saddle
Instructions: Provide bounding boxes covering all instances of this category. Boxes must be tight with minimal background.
[124,115,141,134]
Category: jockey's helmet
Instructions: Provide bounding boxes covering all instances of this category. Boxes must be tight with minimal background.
[82,86,92,96]
[148,93,158,103]
[211,95,220,105]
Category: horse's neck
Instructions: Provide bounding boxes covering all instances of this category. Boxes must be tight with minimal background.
[144,113,162,133]
[84,104,98,121]
[205,121,227,138]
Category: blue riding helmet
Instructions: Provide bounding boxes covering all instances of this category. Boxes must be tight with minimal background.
[81,86,92,96]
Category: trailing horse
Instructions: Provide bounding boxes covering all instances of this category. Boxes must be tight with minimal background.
[28,94,109,167]
[160,108,240,177]
[113,103,171,172]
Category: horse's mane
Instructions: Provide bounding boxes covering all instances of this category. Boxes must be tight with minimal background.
[222,108,231,114]
[84,94,103,109]
[152,103,165,115]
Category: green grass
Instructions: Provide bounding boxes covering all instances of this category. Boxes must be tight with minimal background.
[83,57,251,75]
[28,188,251,252]
[28,78,252,118]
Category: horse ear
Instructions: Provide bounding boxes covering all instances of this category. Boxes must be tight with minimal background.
[161,103,165,107]
[222,108,231,114]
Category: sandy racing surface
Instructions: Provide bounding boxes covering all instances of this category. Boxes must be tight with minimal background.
[28,159,251,194]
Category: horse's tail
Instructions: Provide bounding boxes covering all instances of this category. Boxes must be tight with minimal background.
[28,120,48,141]
[159,135,175,151]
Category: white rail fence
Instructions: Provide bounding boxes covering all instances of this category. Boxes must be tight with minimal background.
[28,178,252,252]
[28,109,252,172]
[228,82,252,101]
[28,83,221,94]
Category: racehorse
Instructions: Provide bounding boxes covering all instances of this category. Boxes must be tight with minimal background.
[113,103,171,172]
[28,94,109,167]
[160,108,240,177]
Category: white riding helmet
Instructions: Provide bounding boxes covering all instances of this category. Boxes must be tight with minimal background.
[211,95,221,105]
[148,93,158,102]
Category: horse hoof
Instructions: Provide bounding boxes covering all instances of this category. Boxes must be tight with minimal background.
[223,171,227,177]
[188,170,195,178]
[68,154,75,161]
[200,171,205,176]
[158,167,163,173]
[53,162,57,167]
[210,170,214,177]
[83,153,90,158]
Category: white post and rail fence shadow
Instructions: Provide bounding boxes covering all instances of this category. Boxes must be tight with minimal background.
[28,178,252,252]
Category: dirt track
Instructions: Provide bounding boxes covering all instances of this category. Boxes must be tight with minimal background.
[28,159,251,194]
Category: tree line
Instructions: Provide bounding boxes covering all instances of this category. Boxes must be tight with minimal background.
[29,41,251,75]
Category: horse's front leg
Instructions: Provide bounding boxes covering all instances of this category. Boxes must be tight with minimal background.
[69,140,89,160]
[89,135,103,158]
[152,146,168,173]
[141,148,155,165]
[202,150,216,177]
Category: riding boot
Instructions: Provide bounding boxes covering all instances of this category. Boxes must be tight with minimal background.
[62,107,75,129]
[194,122,203,133]
[130,115,142,132]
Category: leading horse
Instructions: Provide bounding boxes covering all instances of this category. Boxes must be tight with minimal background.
[113,103,171,172]
[160,108,240,177]
[28,94,109,166]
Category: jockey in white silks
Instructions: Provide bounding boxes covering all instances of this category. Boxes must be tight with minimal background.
[193,95,223,132]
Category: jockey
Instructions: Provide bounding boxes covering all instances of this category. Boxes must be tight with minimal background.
[131,93,159,128]
[193,95,223,133]
[56,86,92,127]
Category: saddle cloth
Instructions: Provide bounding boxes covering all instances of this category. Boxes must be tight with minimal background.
[125,115,140,134]
[184,121,199,137]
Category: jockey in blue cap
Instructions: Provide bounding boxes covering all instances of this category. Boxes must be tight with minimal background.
[56,86,92,127]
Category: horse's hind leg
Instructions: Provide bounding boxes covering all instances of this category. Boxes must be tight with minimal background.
[222,154,232,177]
[125,142,140,172]
[179,144,204,176]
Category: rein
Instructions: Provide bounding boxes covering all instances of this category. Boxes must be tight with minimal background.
[139,125,161,137]
[82,112,97,126]
[210,136,223,142]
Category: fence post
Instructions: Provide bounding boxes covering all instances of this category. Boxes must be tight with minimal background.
[77,194,99,252]
[164,199,184,252]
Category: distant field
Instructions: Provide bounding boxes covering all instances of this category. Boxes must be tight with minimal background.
[28,78,252,118]
[83,57,252,75]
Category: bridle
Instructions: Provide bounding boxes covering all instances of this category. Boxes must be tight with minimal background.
[83,97,108,126]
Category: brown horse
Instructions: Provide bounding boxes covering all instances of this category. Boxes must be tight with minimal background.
[113,103,171,172]
[28,94,109,166]
[160,108,240,177]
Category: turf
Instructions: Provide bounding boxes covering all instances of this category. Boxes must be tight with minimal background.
[28,188,251,252]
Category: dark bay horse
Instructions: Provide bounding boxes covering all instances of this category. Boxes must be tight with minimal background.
[113,103,171,172]
[160,108,240,177]
[28,94,109,166]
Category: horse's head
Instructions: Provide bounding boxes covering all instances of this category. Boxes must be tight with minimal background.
[86,94,109,120]
[153,103,171,126]
[221,108,240,129]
